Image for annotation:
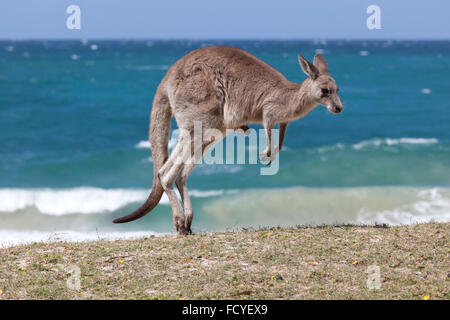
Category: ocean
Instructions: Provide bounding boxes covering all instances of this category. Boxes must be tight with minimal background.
[1,40,449,246]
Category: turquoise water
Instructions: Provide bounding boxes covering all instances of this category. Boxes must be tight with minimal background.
[0,40,449,245]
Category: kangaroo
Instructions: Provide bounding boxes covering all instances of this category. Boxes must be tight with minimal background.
[113,46,343,235]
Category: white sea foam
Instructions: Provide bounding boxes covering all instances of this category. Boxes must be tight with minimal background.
[1,187,448,246]
[190,189,232,197]
[357,188,450,225]
[0,229,163,248]
[135,140,151,148]
[316,143,345,153]
[125,65,170,71]
[136,129,179,150]
[352,137,438,150]
[0,186,225,216]
[0,188,151,215]
[203,186,450,228]
[313,137,438,154]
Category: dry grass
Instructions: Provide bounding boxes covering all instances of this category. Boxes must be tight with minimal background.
[0,222,448,300]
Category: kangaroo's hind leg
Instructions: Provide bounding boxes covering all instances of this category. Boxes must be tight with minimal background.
[158,130,193,235]
[175,138,218,234]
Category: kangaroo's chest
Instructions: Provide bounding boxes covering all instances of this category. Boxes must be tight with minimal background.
[222,101,262,129]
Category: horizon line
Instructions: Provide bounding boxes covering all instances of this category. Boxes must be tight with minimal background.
[1,37,449,42]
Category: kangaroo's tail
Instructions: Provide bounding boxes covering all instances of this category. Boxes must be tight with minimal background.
[113,90,171,223]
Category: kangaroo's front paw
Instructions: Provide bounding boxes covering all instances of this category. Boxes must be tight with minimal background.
[259,154,271,163]
[259,149,272,163]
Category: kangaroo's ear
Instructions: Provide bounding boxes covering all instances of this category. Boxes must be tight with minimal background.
[298,54,319,80]
[313,53,329,74]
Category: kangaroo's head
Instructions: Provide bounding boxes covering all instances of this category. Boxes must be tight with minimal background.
[298,53,343,114]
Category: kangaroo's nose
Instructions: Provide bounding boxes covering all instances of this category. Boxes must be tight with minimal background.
[333,105,343,113]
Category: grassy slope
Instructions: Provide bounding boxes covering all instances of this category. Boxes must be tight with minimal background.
[0,222,448,300]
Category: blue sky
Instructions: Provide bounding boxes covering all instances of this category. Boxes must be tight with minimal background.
[0,0,449,39]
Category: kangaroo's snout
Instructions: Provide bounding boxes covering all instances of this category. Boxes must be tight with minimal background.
[328,104,343,114]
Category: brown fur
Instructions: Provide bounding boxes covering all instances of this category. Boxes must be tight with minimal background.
[113,46,343,234]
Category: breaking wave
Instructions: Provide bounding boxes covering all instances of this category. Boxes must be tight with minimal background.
[135,129,180,150]
[202,186,450,227]
[352,137,438,150]
[0,187,226,216]
[316,137,439,153]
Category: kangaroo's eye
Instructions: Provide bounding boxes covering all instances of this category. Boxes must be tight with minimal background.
[321,88,329,95]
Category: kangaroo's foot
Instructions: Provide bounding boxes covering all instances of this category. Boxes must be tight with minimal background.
[172,212,188,235]
[176,224,190,236]
[184,210,194,235]
[173,212,192,235]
